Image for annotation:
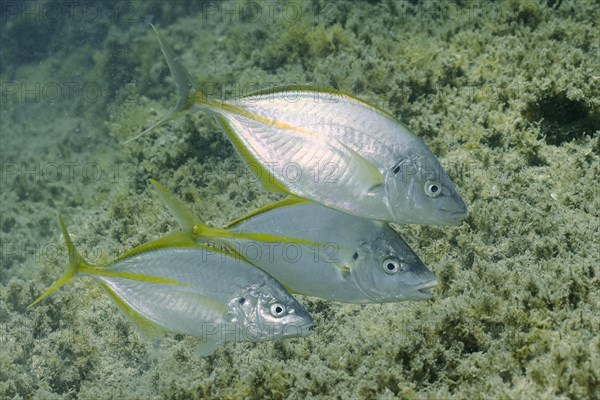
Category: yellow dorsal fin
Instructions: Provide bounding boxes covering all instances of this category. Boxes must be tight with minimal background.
[241,84,401,123]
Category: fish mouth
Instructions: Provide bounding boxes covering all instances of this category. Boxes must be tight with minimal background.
[436,193,468,225]
[303,321,316,335]
[444,195,469,219]
[434,210,468,226]
[413,279,438,299]
[445,204,468,217]
[282,317,315,338]
[295,322,315,338]
[380,279,438,302]
[451,205,469,219]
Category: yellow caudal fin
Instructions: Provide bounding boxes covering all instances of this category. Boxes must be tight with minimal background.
[149,179,324,253]
[125,24,201,144]
[149,179,244,245]
[29,215,186,309]
[149,179,203,238]
[28,216,89,309]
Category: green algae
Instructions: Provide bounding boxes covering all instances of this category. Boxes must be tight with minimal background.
[1,0,599,399]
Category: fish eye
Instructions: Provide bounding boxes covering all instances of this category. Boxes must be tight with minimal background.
[424,180,441,198]
[382,258,402,274]
[269,303,286,318]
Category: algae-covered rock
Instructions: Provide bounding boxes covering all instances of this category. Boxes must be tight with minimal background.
[1,0,598,399]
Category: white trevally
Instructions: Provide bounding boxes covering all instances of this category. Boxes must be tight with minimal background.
[29,217,314,355]
[150,179,438,303]
[128,25,468,226]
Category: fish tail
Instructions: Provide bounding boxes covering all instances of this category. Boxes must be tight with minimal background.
[148,179,256,245]
[28,216,90,309]
[148,180,318,251]
[149,179,205,239]
[124,24,202,144]
[29,215,187,311]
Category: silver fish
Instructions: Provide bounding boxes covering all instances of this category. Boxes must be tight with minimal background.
[129,25,468,226]
[29,217,314,355]
[151,179,438,303]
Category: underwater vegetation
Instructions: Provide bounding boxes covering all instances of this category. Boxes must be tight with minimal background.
[1,0,598,399]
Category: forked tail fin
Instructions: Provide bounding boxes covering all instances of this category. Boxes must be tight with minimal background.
[28,216,89,308]
[125,24,200,143]
[148,179,204,238]
[28,214,188,309]
[148,179,304,244]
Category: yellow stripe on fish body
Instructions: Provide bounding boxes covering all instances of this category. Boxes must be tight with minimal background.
[132,25,468,226]
[150,180,438,304]
[29,216,314,355]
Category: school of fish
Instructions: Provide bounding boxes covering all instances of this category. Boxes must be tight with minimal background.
[30,26,467,355]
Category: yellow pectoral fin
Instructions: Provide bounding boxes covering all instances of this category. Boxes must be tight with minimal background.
[300,244,353,273]
[337,141,383,189]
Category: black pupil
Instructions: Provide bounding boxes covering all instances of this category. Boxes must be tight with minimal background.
[387,263,396,271]
[239,297,245,304]
[430,184,439,193]
[352,252,359,260]
[275,306,283,314]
